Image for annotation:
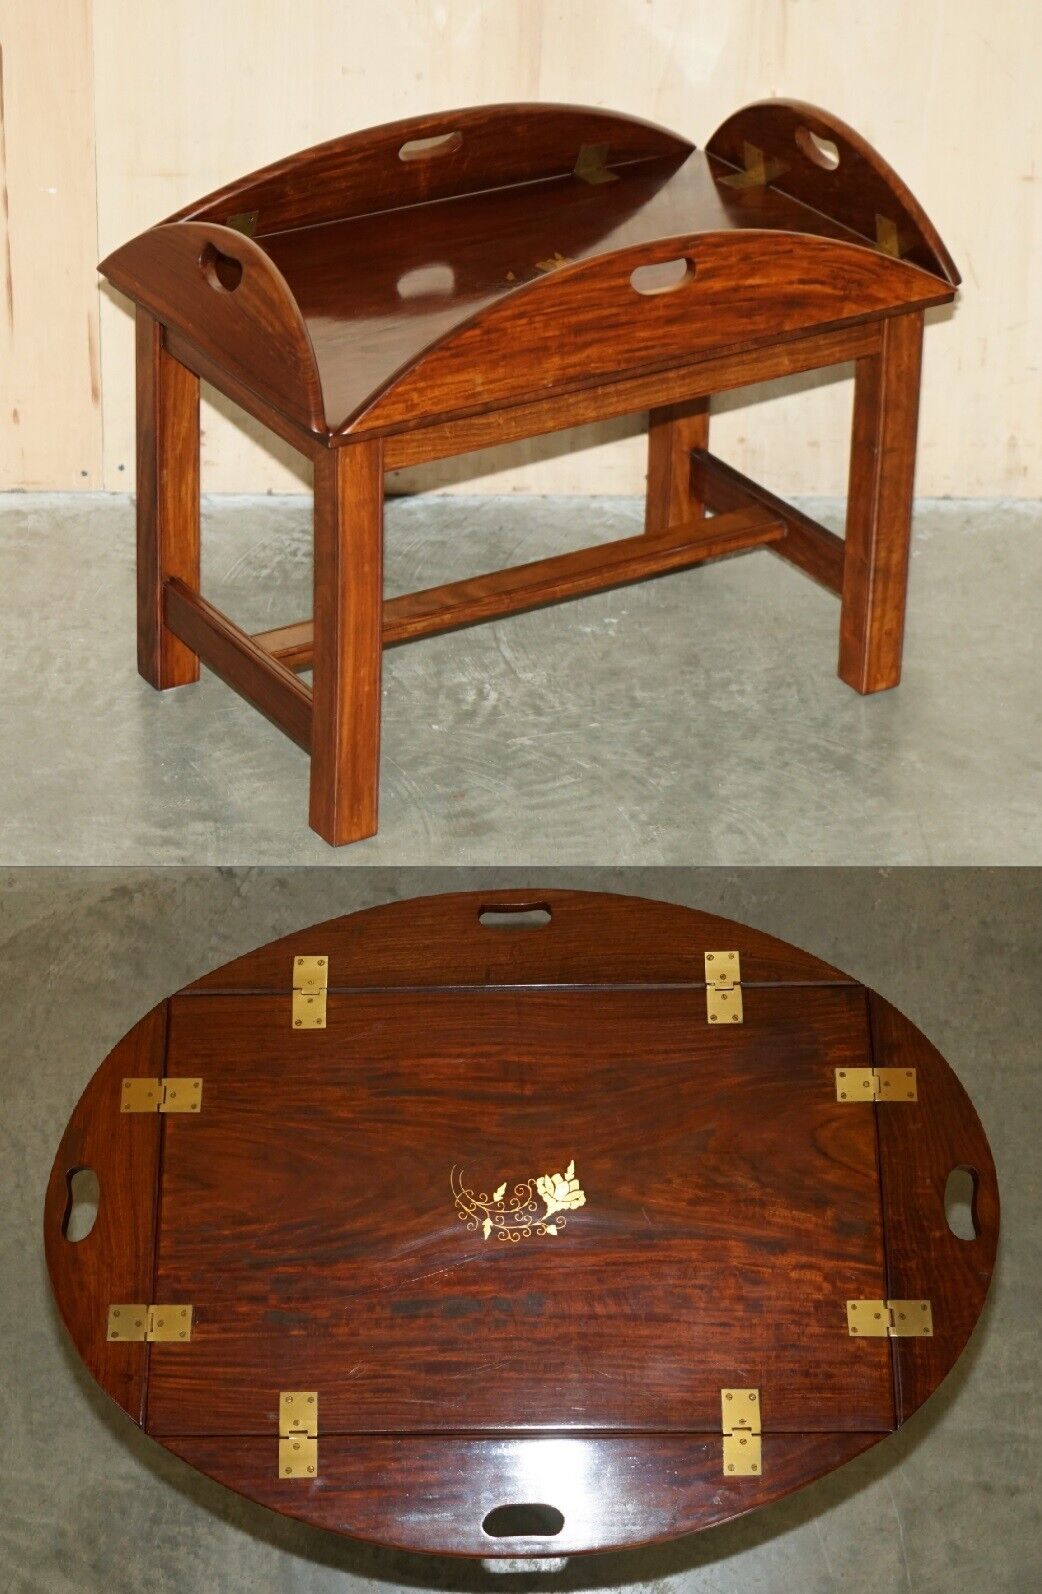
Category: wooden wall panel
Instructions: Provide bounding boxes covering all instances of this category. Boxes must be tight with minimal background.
[0,0,102,488]
[7,1,1041,496]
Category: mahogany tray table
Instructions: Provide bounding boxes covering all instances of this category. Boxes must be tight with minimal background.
[46,889,998,1558]
[100,101,960,845]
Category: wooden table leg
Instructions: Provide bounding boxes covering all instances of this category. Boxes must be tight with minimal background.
[839,311,924,693]
[135,308,200,689]
[309,440,384,846]
[645,397,710,534]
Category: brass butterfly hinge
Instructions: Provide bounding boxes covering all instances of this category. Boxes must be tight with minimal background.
[292,955,328,1029]
[835,1067,917,1102]
[574,142,618,185]
[721,1387,761,1476]
[279,1391,318,1479]
[120,1077,203,1113]
[717,141,788,189]
[106,1304,193,1342]
[705,951,743,1023]
[224,209,258,237]
[846,1299,933,1337]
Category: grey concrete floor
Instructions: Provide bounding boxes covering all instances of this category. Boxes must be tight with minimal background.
[0,494,1038,864]
[1,867,1037,1593]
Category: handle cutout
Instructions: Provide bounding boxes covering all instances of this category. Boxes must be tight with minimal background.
[399,131,463,162]
[483,1503,565,1539]
[397,264,456,300]
[63,1167,100,1242]
[795,127,840,170]
[478,904,552,929]
[945,1166,979,1241]
[200,242,243,293]
[630,257,694,296]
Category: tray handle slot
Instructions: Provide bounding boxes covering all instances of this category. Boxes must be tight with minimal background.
[399,130,463,162]
[482,1503,565,1539]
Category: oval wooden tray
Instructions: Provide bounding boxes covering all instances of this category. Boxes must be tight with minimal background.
[45,890,998,1557]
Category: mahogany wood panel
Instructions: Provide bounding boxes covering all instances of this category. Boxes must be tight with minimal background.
[706,101,959,286]
[381,320,882,469]
[839,311,924,693]
[104,223,326,433]
[870,996,1000,1424]
[163,1432,879,1557]
[147,984,887,1437]
[167,104,694,236]
[178,889,858,992]
[45,891,999,1557]
[254,505,784,668]
[163,579,313,752]
[348,232,950,440]
[135,313,200,687]
[308,441,384,847]
[645,398,710,533]
[691,449,845,594]
[43,1004,166,1425]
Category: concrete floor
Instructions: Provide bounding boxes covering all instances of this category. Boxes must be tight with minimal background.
[1,867,1037,1593]
[0,494,1038,864]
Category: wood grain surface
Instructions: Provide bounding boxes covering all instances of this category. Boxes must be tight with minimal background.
[146,983,886,1436]
[45,892,998,1556]
[43,1003,166,1424]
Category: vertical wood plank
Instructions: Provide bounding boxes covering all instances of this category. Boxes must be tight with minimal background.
[0,1,102,487]
[839,312,924,693]
[309,440,384,846]
[135,309,200,687]
[644,399,710,533]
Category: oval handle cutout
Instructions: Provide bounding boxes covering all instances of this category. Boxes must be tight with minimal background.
[478,904,551,929]
[199,242,243,293]
[630,257,694,296]
[399,131,463,162]
[945,1166,979,1240]
[63,1167,100,1242]
[397,264,456,300]
[483,1503,565,1539]
[795,127,840,170]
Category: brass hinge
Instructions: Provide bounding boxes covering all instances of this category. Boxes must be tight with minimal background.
[721,1387,761,1476]
[292,955,328,1029]
[107,1304,193,1342]
[120,1077,203,1113]
[718,141,788,189]
[224,208,258,237]
[279,1390,318,1478]
[846,1299,933,1337]
[835,1067,917,1102]
[705,951,743,1024]
[574,142,618,185]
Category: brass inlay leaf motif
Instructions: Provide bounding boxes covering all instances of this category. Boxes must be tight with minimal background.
[451,1160,586,1242]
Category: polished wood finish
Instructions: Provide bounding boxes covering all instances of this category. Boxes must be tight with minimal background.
[46,891,998,1557]
[645,398,710,533]
[309,441,384,846]
[255,506,785,669]
[103,102,957,841]
[43,1002,166,1425]
[870,994,1000,1423]
[839,311,924,692]
[691,449,846,594]
[135,311,200,688]
[164,580,312,751]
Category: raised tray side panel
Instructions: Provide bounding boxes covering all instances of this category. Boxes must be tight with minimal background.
[341,230,953,436]
[165,104,695,237]
[178,886,859,992]
[870,994,999,1422]
[161,1432,879,1556]
[43,1004,167,1425]
[706,100,959,286]
[99,222,327,435]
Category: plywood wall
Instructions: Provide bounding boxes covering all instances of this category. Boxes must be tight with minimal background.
[4,0,1041,496]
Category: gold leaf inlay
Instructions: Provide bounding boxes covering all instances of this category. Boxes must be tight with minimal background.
[451,1160,586,1242]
